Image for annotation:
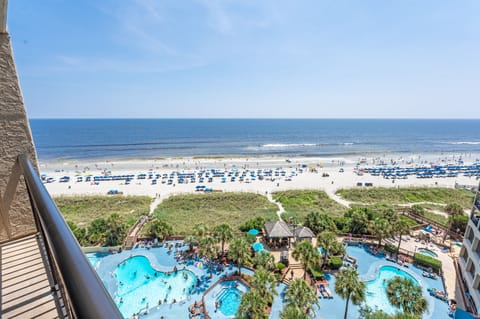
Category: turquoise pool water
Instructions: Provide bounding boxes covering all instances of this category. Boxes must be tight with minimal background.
[364,265,420,315]
[114,255,196,318]
[218,287,243,316]
[418,248,438,258]
[86,252,108,269]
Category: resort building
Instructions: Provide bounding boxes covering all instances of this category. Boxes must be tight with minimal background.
[459,181,480,316]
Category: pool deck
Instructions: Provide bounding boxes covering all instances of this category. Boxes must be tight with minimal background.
[384,233,462,309]
[94,243,253,319]
[91,240,452,319]
[360,260,435,317]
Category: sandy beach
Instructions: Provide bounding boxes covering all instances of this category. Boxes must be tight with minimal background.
[40,154,480,200]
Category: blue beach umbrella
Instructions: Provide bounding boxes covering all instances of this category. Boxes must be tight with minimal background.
[248,229,260,236]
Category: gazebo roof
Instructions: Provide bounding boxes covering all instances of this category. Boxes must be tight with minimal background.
[294,226,315,238]
[264,221,293,238]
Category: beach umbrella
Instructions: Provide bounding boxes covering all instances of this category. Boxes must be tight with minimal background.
[248,229,260,236]
[252,242,264,252]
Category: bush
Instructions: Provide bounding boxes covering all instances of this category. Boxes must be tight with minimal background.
[309,266,325,279]
[245,233,256,244]
[326,256,343,270]
[276,262,286,271]
[384,244,398,254]
[413,253,442,271]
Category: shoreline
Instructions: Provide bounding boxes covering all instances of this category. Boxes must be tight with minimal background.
[40,153,480,198]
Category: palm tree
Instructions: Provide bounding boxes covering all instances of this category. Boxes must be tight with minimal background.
[194,222,209,238]
[184,235,197,253]
[147,218,172,242]
[199,236,218,278]
[280,304,309,319]
[335,268,366,319]
[443,203,465,242]
[316,231,337,265]
[235,289,267,319]
[386,276,427,316]
[285,278,318,313]
[105,213,127,246]
[213,223,233,256]
[370,217,391,247]
[292,241,320,280]
[251,268,277,305]
[229,238,250,276]
[253,250,275,271]
[394,217,411,262]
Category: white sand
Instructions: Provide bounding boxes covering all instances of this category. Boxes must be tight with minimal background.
[40,155,480,200]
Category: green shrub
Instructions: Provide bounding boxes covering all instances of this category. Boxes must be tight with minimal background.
[384,244,398,254]
[413,253,442,271]
[245,233,256,244]
[326,256,343,270]
[309,265,325,279]
[276,262,286,271]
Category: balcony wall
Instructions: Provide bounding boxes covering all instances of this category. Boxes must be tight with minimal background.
[0,31,38,242]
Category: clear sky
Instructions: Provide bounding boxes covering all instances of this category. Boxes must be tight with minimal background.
[7,0,480,119]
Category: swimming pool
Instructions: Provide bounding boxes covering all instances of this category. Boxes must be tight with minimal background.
[364,265,420,315]
[86,252,108,269]
[204,280,249,318]
[217,286,243,316]
[418,248,438,258]
[114,255,196,318]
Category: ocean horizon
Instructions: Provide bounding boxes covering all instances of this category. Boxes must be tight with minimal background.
[30,118,480,162]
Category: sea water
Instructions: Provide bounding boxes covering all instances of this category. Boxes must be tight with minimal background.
[30,119,480,161]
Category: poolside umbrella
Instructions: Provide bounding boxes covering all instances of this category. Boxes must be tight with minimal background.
[248,229,260,236]
[252,242,264,252]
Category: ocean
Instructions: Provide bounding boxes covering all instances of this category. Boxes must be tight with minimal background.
[29,119,480,161]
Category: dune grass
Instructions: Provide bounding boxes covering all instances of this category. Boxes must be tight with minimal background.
[272,190,347,220]
[335,187,474,209]
[54,195,151,227]
[152,192,278,235]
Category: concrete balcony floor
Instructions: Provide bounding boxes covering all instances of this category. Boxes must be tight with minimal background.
[1,234,64,318]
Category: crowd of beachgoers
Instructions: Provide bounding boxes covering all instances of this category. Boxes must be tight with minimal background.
[40,154,480,198]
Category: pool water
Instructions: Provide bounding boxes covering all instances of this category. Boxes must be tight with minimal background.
[86,252,108,269]
[114,255,196,318]
[418,248,438,258]
[364,265,420,315]
[218,287,243,316]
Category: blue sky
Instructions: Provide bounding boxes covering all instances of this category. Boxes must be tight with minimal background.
[8,0,480,119]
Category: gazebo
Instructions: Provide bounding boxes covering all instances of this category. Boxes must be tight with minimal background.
[264,221,294,249]
[294,226,315,243]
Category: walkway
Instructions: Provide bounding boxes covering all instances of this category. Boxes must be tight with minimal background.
[124,196,164,248]
[266,192,285,221]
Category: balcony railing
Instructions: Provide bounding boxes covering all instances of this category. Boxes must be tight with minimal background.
[18,154,122,319]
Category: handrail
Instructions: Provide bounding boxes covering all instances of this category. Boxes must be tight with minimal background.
[18,155,123,319]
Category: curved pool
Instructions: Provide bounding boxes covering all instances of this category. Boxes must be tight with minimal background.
[418,248,438,258]
[114,255,197,318]
[364,265,420,315]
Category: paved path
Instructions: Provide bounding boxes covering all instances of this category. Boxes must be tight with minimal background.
[266,193,285,221]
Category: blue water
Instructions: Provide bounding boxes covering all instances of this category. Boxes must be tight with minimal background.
[217,287,243,316]
[364,265,420,315]
[29,119,480,161]
[418,248,438,258]
[114,255,196,318]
